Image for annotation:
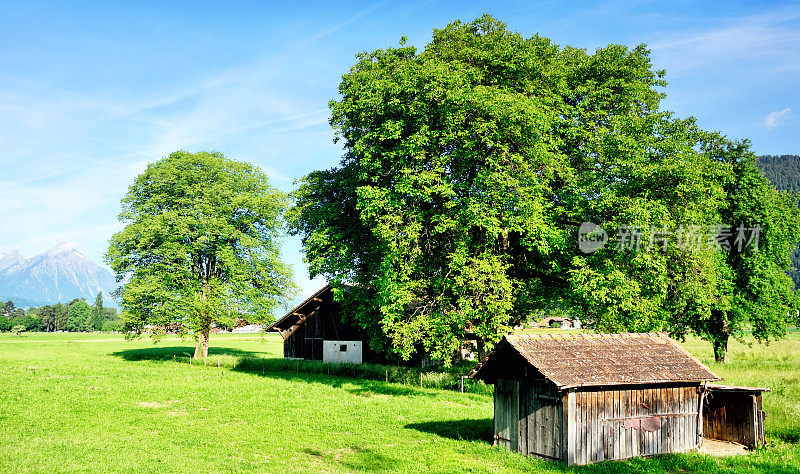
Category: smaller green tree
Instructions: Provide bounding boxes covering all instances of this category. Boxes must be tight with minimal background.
[92,292,105,331]
[106,151,296,357]
[66,300,91,332]
[55,303,69,331]
[11,325,25,336]
[667,140,800,362]
[39,305,56,332]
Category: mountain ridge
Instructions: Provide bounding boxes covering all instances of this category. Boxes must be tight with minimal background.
[0,244,118,307]
[0,249,24,272]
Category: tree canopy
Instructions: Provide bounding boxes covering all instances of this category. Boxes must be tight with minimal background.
[106,151,295,357]
[290,16,800,363]
[66,299,91,332]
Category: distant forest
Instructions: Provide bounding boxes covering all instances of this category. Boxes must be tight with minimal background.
[0,293,120,333]
[759,155,800,193]
[758,155,800,287]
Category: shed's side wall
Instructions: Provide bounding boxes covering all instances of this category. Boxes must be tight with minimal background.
[567,385,700,465]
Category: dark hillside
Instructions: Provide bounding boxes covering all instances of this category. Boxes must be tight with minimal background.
[758,155,800,287]
[758,155,800,193]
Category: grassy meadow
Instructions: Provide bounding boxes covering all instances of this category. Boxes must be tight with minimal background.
[0,331,799,472]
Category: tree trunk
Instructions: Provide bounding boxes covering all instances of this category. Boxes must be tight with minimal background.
[710,310,730,363]
[193,276,213,359]
[194,321,210,359]
[712,337,729,363]
[476,338,486,361]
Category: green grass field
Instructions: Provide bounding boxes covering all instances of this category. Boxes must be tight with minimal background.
[0,332,798,472]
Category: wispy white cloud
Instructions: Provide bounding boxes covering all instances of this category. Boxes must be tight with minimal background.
[764,108,792,129]
[0,156,141,257]
[648,7,800,77]
[308,2,386,42]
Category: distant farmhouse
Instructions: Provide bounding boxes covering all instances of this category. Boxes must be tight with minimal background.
[534,316,581,330]
[231,324,263,333]
[266,284,368,364]
[471,333,767,465]
[267,284,479,365]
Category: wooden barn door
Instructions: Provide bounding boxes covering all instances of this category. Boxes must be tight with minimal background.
[494,379,519,451]
[524,379,562,460]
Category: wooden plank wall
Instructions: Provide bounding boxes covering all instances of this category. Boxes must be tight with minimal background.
[518,378,563,460]
[756,395,766,446]
[702,391,765,447]
[566,385,700,465]
[286,312,324,361]
[285,324,305,359]
[494,378,519,451]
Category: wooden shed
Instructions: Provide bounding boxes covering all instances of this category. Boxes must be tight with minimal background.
[702,384,768,448]
[266,284,368,363]
[470,333,728,465]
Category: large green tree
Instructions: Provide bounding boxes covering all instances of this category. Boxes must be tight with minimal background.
[290,16,800,363]
[106,151,295,358]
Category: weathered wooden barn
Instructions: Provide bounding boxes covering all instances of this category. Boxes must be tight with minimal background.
[266,284,368,364]
[470,333,766,465]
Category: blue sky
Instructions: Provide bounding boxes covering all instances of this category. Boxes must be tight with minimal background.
[1,0,799,308]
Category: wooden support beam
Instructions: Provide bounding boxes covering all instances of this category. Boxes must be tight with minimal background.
[283,324,303,340]
[565,389,576,465]
[279,309,317,341]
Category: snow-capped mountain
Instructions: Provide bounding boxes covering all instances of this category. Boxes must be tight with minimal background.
[0,249,23,272]
[0,244,118,307]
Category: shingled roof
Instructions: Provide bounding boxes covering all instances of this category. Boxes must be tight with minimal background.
[470,333,720,389]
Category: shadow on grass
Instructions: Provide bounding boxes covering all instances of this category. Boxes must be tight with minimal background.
[405,418,493,442]
[111,345,259,362]
[111,346,452,398]
[773,426,800,444]
[338,446,401,471]
[229,357,489,398]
